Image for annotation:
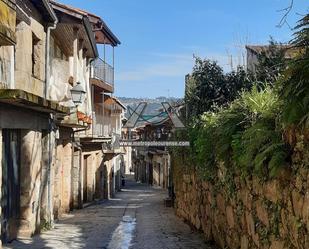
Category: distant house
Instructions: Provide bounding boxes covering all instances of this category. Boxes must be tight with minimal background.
[245,45,297,73]
[133,118,173,189]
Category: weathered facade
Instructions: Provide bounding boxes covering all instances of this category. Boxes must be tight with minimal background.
[99,96,126,198]
[133,122,171,189]
[49,1,123,207]
[0,0,67,243]
[133,147,170,189]
[49,0,98,219]
[173,142,309,249]
[246,44,296,73]
[0,0,122,245]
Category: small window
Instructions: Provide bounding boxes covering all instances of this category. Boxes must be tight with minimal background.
[32,33,41,79]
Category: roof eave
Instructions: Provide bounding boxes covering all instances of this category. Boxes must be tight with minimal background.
[102,24,121,46]
[50,1,120,46]
[42,0,58,23]
[30,0,58,23]
[113,97,126,110]
[245,45,259,54]
[83,17,99,58]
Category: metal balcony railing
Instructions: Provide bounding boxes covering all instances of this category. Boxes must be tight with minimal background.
[91,58,114,87]
[85,105,112,138]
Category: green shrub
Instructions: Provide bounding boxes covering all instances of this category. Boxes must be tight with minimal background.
[237,119,290,178]
[233,85,290,178]
[189,84,291,180]
[214,102,247,165]
[173,15,309,180]
[280,14,309,127]
[191,113,218,181]
[241,85,281,121]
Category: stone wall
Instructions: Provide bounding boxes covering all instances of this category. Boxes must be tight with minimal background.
[72,148,81,209]
[40,131,53,229]
[95,153,105,200]
[152,154,169,189]
[105,158,114,199]
[19,130,43,237]
[81,150,105,203]
[173,146,309,249]
[53,128,73,219]
[15,15,46,97]
[85,153,96,202]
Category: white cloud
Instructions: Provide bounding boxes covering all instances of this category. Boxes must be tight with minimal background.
[117,53,193,81]
[148,52,193,60]
[117,49,241,82]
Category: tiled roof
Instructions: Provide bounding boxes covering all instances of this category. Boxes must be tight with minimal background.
[50,0,120,46]
[104,96,126,110]
[50,0,99,18]
[245,44,297,59]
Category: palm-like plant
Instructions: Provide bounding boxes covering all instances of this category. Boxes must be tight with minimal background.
[280,14,309,127]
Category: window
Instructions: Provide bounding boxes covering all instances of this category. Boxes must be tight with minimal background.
[32,33,41,79]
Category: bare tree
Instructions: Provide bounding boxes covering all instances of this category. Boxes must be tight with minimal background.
[277,0,294,28]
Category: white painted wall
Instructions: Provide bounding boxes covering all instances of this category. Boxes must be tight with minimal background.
[0,46,14,88]
[48,36,92,115]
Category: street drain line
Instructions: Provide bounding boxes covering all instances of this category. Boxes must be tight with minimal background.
[107,204,137,249]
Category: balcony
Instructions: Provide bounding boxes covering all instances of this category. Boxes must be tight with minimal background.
[79,104,112,140]
[90,58,114,93]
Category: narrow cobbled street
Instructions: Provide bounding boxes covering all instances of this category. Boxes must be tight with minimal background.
[4,176,216,249]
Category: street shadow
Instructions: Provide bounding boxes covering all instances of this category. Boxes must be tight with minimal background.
[4,171,161,249]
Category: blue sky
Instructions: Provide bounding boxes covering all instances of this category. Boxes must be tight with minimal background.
[59,0,308,98]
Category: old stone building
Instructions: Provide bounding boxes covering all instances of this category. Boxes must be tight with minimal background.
[83,95,126,200]
[133,122,172,189]
[0,0,68,243]
[245,44,296,73]
[121,126,135,176]
[0,0,122,245]
[105,97,126,195]
[48,0,99,219]
[48,1,123,204]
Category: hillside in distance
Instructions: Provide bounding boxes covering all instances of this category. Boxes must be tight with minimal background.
[117,96,183,117]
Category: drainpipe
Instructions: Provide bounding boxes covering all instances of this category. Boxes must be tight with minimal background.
[88,58,95,136]
[47,115,54,227]
[45,17,58,227]
[45,20,58,100]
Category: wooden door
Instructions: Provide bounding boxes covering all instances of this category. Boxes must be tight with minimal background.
[1,130,20,243]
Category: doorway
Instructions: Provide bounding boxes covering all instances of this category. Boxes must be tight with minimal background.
[103,164,108,199]
[1,130,21,243]
[83,155,88,203]
[149,163,153,185]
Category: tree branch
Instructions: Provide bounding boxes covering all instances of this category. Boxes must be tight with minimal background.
[277,0,294,28]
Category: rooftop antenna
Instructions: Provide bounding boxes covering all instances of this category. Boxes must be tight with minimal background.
[230,54,234,71]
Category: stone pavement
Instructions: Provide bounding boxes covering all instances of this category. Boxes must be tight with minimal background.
[4,176,217,249]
